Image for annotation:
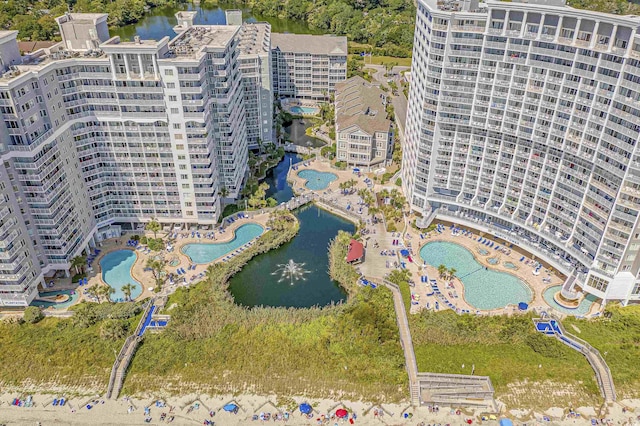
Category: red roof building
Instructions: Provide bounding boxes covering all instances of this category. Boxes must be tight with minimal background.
[346,239,364,264]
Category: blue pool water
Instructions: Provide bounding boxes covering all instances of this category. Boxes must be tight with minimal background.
[543,285,597,315]
[182,223,264,264]
[298,169,338,190]
[504,261,517,269]
[31,289,79,309]
[420,241,532,310]
[100,250,142,302]
[290,106,318,115]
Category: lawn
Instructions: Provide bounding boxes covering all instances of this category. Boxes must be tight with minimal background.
[564,303,640,398]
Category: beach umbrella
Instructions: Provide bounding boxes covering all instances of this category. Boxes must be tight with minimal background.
[336,409,348,418]
[299,403,312,414]
[223,403,238,412]
[353,168,360,172]
[518,302,529,311]
[500,419,513,426]
[400,249,410,257]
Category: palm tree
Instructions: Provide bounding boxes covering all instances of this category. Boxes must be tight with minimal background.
[448,267,457,280]
[145,218,161,240]
[121,283,135,302]
[86,285,100,302]
[71,255,86,275]
[146,257,166,292]
[99,285,115,303]
[219,186,229,199]
[437,264,448,279]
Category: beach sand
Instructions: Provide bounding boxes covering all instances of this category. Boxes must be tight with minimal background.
[1,391,638,426]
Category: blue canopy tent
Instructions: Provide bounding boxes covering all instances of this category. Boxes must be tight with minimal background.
[518,302,529,311]
[223,403,238,413]
[400,249,410,257]
[500,419,513,426]
[299,403,312,414]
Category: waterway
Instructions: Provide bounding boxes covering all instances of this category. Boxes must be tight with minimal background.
[112,2,319,41]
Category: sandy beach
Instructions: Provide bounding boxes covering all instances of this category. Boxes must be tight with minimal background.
[1,390,639,426]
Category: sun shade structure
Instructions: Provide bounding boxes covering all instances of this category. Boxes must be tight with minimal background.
[336,409,348,418]
[299,403,312,414]
[346,239,364,264]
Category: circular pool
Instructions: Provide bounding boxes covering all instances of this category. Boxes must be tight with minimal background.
[542,285,597,315]
[420,241,532,310]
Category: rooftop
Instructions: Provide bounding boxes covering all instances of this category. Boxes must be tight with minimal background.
[168,25,240,57]
[335,76,391,135]
[271,33,347,56]
[55,13,108,23]
[238,23,271,55]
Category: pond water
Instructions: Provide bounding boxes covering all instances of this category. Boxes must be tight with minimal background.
[284,119,325,148]
[112,2,320,42]
[264,152,302,204]
[228,204,354,308]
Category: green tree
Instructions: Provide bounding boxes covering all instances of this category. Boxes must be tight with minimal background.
[71,255,86,275]
[437,264,448,280]
[147,257,166,292]
[145,218,161,239]
[100,319,128,340]
[23,306,44,324]
[99,285,116,303]
[121,283,136,302]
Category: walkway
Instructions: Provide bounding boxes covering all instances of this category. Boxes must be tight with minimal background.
[533,317,616,403]
[106,298,164,399]
[382,279,420,405]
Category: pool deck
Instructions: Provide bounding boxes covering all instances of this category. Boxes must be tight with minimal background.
[401,225,602,317]
[77,214,271,304]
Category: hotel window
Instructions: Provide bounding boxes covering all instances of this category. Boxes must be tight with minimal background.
[588,275,609,292]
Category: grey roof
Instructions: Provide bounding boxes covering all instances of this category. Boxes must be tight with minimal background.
[335,76,391,135]
[271,33,347,56]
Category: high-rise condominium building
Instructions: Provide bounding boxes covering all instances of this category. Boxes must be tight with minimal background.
[403,0,640,305]
[0,13,267,306]
[271,33,348,100]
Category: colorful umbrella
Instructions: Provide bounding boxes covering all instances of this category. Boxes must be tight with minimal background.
[336,409,348,418]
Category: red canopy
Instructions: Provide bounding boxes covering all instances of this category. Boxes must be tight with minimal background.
[346,239,364,263]
[336,409,348,418]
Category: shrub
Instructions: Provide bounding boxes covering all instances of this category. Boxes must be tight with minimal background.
[395,178,402,186]
[334,161,347,170]
[147,238,164,252]
[131,235,140,241]
[23,306,44,324]
[100,319,129,340]
[139,236,148,244]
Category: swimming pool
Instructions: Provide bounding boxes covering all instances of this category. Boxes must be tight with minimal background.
[297,169,338,191]
[487,257,499,265]
[420,241,532,310]
[478,248,489,256]
[543,285,597,315]
[290,106,318,115]
[31,289,79,309]
[504,261,517,269]
[100,250,142,302]
[182,223,264,264]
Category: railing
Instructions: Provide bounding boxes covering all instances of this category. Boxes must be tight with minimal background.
[106,299,154,399]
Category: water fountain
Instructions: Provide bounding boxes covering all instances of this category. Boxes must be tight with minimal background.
[271,259,311,285]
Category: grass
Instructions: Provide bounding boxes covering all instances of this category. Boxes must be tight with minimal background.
[408,310,600,408]
[347,53,412,68]
[564,303,640,398]
[123,221,407,401]
[0,307,140,390]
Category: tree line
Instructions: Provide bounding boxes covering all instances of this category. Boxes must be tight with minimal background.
[2,0,183,41]
[235,0,416,58]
